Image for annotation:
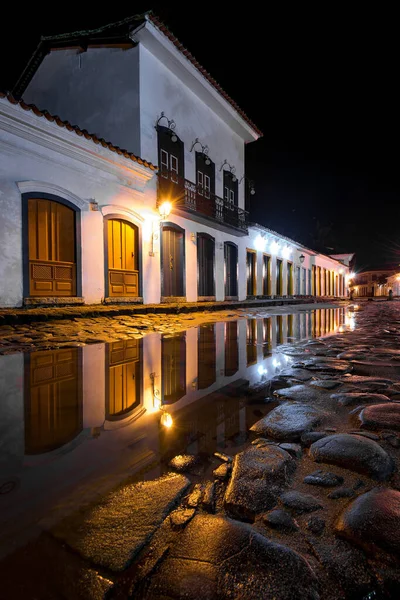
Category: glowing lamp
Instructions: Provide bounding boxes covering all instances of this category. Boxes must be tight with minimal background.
[257,365,268,376]
[160,412,173,428]
[254,234,267,252]
[158,201,172,220]
[282,246,291,259]
[270,240,279,255]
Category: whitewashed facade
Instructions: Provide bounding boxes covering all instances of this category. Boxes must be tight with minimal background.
[0,14,349,308]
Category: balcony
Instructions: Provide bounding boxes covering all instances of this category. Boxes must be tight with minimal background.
[157,173,248,234]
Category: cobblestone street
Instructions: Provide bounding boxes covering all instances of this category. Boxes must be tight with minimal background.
[1,301,400,599]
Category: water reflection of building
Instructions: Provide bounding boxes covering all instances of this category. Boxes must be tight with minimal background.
[0,308,346,556]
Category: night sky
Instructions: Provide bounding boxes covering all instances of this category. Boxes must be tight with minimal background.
[2,5,399,269]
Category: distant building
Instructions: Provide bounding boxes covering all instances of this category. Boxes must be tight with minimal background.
[0,13,350,307]
[386,272,400,297]
[350,267,397,298]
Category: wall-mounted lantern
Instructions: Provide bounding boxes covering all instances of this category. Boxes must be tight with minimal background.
[190,138,211,165]
[219,159,237,182]
[299,254,305,264]
[239,175,256,195]
[155,112,178,142]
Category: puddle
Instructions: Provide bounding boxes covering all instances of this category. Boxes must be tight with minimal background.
[0,307,350,557]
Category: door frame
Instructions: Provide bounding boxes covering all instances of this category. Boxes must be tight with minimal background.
[224,241,238,299]
[103,214,142,300]
[22,192,82,299]
[197,232,215,298]
[160,222,186,299]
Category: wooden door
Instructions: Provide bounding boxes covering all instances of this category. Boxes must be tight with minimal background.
[224,243,238,297]
[107,219,139,297]
[25,348,82,454]
[246,251,256,296]
[28,198,76,296]
[107,339,141,418]
[162,333,186,403]
[224,321,238,376]
[276,260,283,295]
[162,226,184,297]
[287,263,293,295]
[198,324,216,389]
[263,255,271,295]
[198,234,214,297]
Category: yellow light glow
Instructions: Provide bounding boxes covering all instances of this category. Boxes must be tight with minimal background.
[160,412,173,428]
[153,397,161,412]
[158,201,172,219]
[397,275,400,282]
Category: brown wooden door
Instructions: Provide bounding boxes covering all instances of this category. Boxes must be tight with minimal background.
[198,324,216,389]
[28,198,76,296]
[162,226,184,297]
[197,234,214,297]
[25,348,82,454]
[107,340,141,418]
[224,243,238,297]
[224,321,238,376]
[107,219,139,297]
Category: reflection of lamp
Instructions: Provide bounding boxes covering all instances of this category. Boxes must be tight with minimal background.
[219,159,237,182]
[190,138,211,165]
[156,112,178,142]
[299,254,305,264]
[150,372,174,428]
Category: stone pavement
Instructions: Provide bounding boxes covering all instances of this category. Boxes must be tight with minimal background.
[0,300,344,354]
[1,301,400,598]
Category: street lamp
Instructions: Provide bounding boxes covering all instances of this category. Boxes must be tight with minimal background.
[158,201,172,220]
[299,254,305,264]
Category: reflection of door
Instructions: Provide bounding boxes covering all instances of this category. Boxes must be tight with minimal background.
[246,250,256,296]
[107,340,141,419]
[162,226,184,297]
[198,324,216,389]
[224,321,238,376]
[224,243,238,297]
[107,219,139,297]
[262,318,272,357]
[25,348,82,454]
[28,198,76,296]
[246,319,257,366]
[198,234,215,297]
[162,333,186,403]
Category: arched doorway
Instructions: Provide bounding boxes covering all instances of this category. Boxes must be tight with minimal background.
[106,340,141,420]
[224,242,238,298]
[161,224,185,298]
[24,348,82,454]
[26,197,77,297]
[197,233,215,297]
[106,219,139,298]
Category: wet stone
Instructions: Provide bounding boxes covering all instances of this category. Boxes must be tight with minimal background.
[310,433,395,481]
[51,473,190,572]
[263,509,299,532]
[168,454,198,472]
[349,430,380,441]
[279,442,302,458]
[301,431,327,447]
[328,487,355,500]
[274,384,326,404]
[310,379,342,390]
[187,484,203,508]
[214,451,232,463]
[251,401,328,441]
[280,490,323,514]
[224,444,294,521]
[303,470,344,487]
[336,488,400,556]
[359,403,400,431]
[213,462,231,480]
[170,508,196,530]
[145,514,319,600]
[331,392,391,406]
[306,516,325,535]
[279,368,313,381]
[202,481,216,513]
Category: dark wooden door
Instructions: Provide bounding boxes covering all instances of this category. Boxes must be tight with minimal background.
[276,260,283,295]
[196,153,215,217]
[25,348,82,454]
[162,227,184,297]
[224,243,238,297]
[246,251,256,296]
[107,339,141,418]
[107,219,139,297]
[198,324,216,389]
[287,263,293,295]
[246,319,257,365]
[263,255,271,295]
[28,198,76,296]
[162,333,186,404]
[198,234,214,296]
[224,321,238,376]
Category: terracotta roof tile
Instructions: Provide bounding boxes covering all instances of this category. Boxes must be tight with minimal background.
[147,14,262,138]
[0,91,157,171]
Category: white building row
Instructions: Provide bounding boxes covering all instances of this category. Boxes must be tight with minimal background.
[0,13,349,308]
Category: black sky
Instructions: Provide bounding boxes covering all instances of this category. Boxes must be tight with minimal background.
[1,4,399,269]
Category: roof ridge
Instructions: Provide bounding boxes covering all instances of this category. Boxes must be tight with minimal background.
[0,91,157,171]
[41,12,148,42]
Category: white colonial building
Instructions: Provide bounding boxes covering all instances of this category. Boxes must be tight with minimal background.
[0,13,348,308]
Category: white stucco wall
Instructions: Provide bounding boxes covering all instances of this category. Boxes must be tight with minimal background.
[24,47,141,157]
[138,45,246,209]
